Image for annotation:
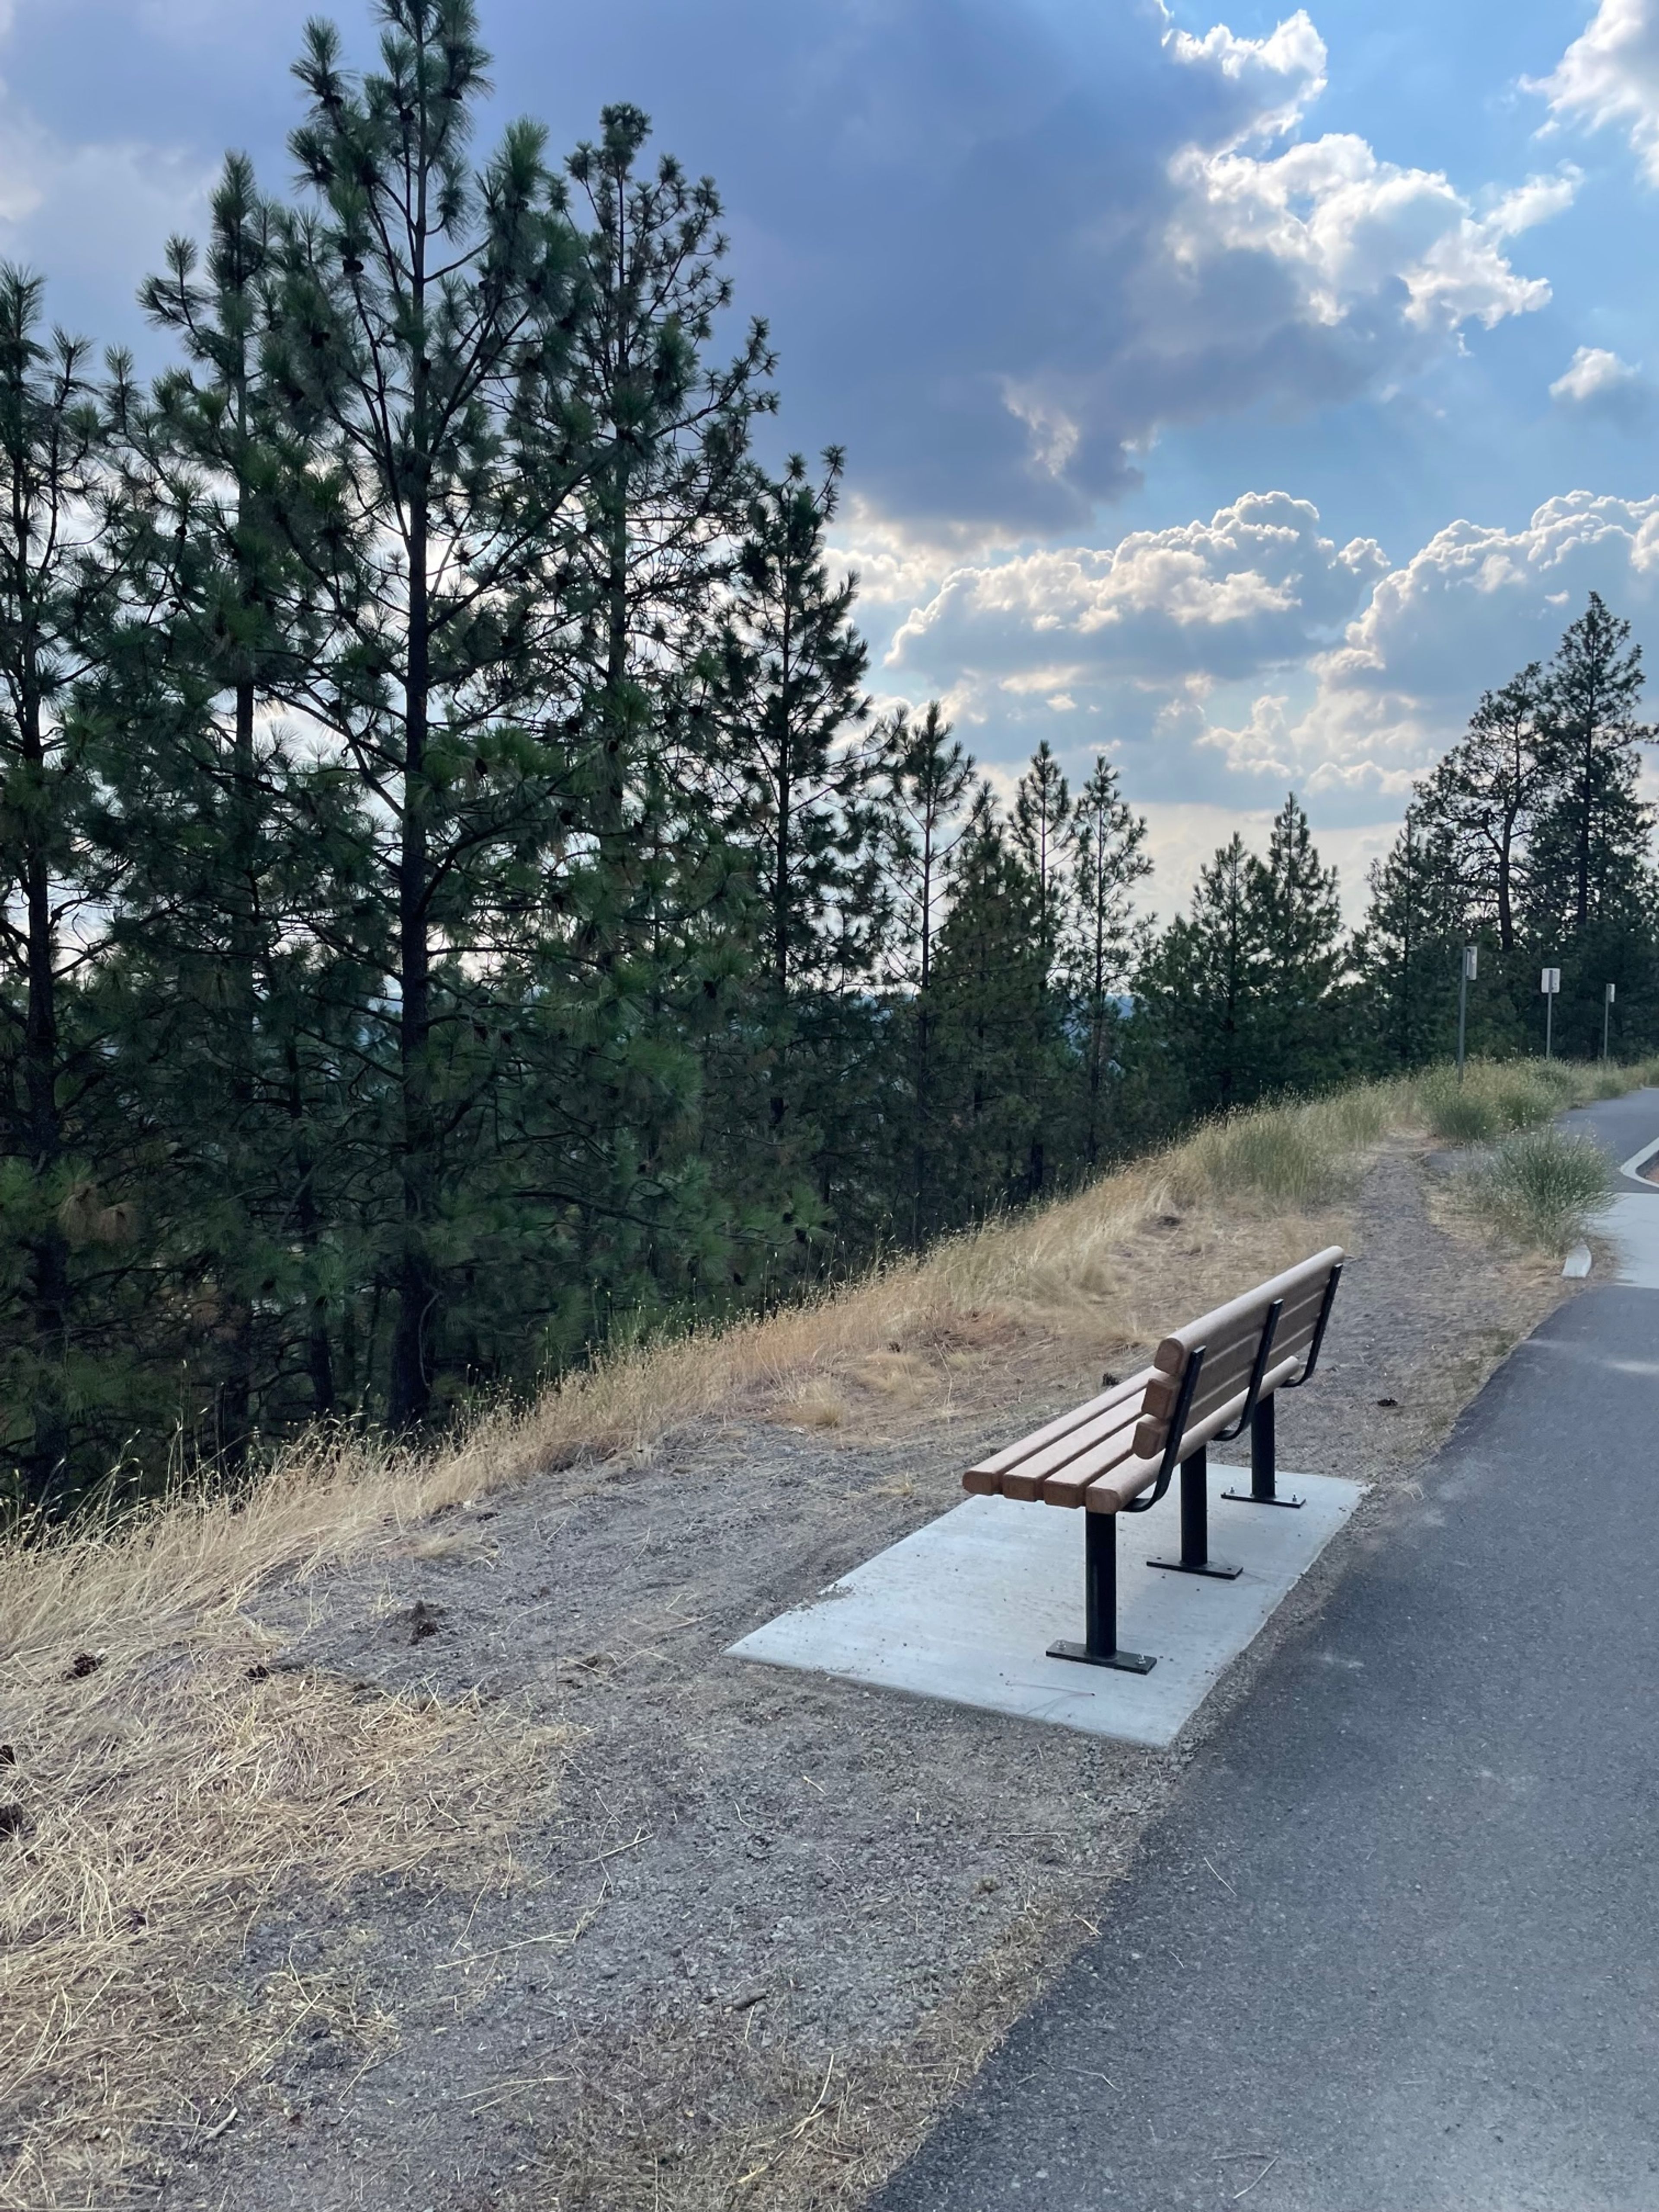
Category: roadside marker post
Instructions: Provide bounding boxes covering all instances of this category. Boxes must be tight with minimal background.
[1541,966,1560,1059]
[1605,980,1616,1062]
[1457,945,1476,1082]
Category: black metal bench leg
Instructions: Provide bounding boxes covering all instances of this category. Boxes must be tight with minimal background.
[1049,1511,1156,1673]
[1222,1395,1304,1509]
[1148,1447,1242,1579]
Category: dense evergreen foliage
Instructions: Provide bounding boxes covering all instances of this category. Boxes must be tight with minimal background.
[2,0,1656,1507]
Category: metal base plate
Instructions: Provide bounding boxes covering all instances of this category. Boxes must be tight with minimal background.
[1147,1556,1243,1580]
[1048,1638,1157,1675]
[1221,1488,1304,1509]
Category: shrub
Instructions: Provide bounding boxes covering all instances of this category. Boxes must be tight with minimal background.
[1175,1101,1363,1211]
[1417,1069,1498,1145]
[1466,1126,1611,1255]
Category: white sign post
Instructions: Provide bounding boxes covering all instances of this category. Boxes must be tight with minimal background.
[1541,966,1560,1061]
[1604,979,1617,1063]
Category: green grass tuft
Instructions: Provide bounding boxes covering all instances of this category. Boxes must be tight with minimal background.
[1465,1125,1612,1255]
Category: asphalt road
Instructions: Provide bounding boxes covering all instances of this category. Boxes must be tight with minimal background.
[875,1096,1659,2212]
[1562,1085,1659,1185]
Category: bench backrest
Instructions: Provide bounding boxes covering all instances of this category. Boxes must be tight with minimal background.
[1131,1245,1344,1465]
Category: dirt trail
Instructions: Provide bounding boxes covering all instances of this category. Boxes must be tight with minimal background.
[144,1146,1559,2212]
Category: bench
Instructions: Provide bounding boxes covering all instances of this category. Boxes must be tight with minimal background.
[963,1247,1345,1675]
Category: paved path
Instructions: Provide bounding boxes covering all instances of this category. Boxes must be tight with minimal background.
[876,1096,1659,2212]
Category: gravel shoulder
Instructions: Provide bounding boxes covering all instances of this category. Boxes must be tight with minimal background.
[154,1143,1566,2212]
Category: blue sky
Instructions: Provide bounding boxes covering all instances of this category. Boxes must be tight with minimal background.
[3,0,1658,910]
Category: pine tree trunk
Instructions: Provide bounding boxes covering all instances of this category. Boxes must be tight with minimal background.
[1577,728,1593,930]
[218,672,260,1463]
[22,768,69,1504]
[911,838,933,1246]
[286,1039,335,1419]
[769,603,793,1135]
[390,486,437,1427]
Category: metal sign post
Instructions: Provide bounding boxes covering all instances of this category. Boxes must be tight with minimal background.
[1457,945,1477,1082]
[1605,980,1617,1062]
[1541,966,1560,1060]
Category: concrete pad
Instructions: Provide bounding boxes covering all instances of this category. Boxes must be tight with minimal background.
[727,1472,1364,1747]
[1601,1192,1659,1288]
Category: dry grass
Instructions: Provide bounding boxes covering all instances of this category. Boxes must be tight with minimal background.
[2,1057,1652,2206]
[1456,1124,1615,1254]
[0,1555,569,2208]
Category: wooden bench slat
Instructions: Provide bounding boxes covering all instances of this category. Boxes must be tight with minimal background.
[1140,1277,1329,1430]
[999,1386,1153,1500]
[1039,1428,1147,1507]
[1006,1411,1148,1505]
[1096,1354,1300,1512]
[1148,1247,1344,1374]
[964,1368,1153,1488]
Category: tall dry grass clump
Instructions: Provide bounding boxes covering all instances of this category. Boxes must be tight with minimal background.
[1414,1054,1656,1145]
[1460,1125,1614,1255]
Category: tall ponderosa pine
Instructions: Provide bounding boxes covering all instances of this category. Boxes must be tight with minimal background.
[1255,792,1345,1091]
[494,103,777,1363]
[1065,756,1149,1165]
[715,451,872,1002]
[1139,833,1268,1112]
[0,274,114,1505]
[880,701,975,1242]
[1013,737,1072,969]
[563,102,773,877]
[1417,667,1546,952]
[268,0,579,1423]
[930,788,1058,1212]
[91,154,356,1452]
[1533,593,1651,933]
[1352,809,1465,1069]
[711,450,873,1225]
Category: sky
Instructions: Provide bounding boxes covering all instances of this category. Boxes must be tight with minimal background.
[3,0,1659,914]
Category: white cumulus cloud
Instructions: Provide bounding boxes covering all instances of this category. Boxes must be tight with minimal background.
[1164,137,1567,340]
[1532,0,1659,184]
[1297,491,1659,789]
[885,493,1388,691]
[1550,344,1652,421]
[1163,8,1329,143]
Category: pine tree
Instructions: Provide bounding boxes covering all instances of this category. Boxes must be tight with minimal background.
[265,0,580,1424]
[485,101,778,1360]
[1013,738,1073,970]
[559,101,773,953]
[1064,755,1149,1166]
[1255,792,1345,1092]
[709,448,874,1220]
[1351,810,1465,1070]
[1532,593,1651,935]
[1138,834,1270,1113]
[84,153,359,1453]
[0,272,117,1506]
[930,788,1060,1214]
[1416,667,1546,952]
[713,451,873,999]
[879,702,975,1241]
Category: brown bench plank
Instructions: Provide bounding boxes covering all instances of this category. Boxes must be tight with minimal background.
[1000,1372,1155,1500]
[1148,1247,1344,1374]
[1090,1354,1300,1512]
[1014,1405,1148,1504]
[963,1369,1153,1495]
[1139,1277,1329,1431]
